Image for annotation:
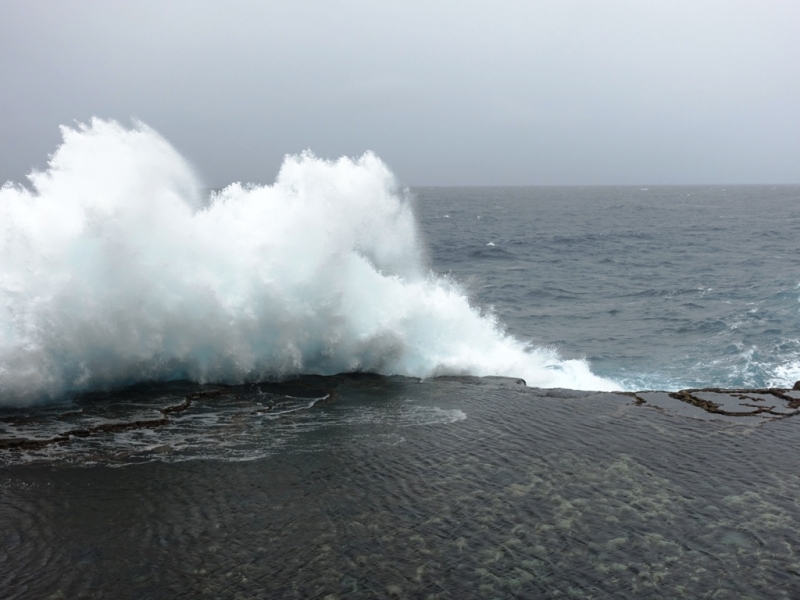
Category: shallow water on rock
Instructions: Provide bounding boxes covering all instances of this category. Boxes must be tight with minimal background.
[2,376,800,598]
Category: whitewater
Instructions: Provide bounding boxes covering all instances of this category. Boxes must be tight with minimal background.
[0,119,615,403]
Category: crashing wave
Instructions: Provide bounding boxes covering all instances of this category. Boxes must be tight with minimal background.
[0,119,618,403]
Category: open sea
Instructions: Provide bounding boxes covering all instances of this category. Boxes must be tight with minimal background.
[414,184,800,391]
[2,121,800,598]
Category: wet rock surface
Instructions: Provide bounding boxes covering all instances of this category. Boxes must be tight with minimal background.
[626,387,800,424]
[0,378,337,457]
[2,376,800,599]
[1,379,798,461]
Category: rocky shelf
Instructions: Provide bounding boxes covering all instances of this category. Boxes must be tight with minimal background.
[622,385,800,423]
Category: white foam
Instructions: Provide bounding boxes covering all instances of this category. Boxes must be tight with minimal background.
[0,119,619,404]
[768,360,800,389]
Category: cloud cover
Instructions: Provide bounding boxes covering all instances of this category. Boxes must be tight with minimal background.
[1,0,798,185]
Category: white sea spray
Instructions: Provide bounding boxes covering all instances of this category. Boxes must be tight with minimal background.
[0,119,618,404]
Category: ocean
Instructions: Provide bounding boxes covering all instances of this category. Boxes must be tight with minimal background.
[2,120,800,598]
[414,184,800,391]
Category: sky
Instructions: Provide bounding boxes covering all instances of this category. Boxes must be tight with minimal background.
[1,0,798,187]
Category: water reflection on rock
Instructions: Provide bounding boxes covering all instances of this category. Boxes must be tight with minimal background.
[2,376,800,598]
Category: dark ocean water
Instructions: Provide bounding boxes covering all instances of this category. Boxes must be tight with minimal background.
[4,171,800,597]
[414,185,800,390]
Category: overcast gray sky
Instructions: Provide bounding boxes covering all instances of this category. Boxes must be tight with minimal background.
[1,0,798,186]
